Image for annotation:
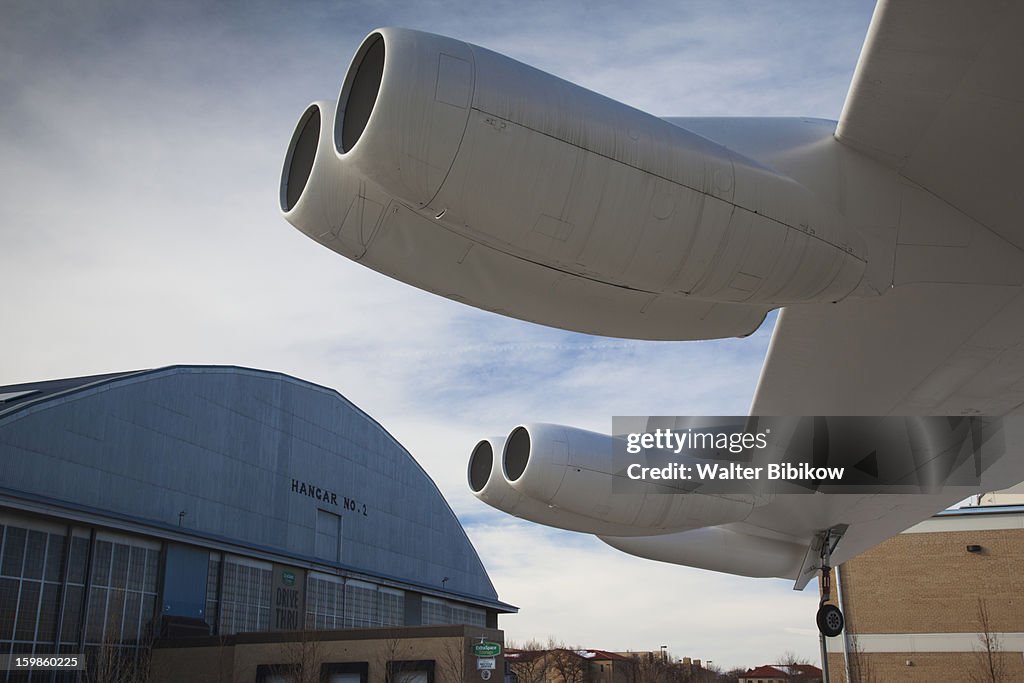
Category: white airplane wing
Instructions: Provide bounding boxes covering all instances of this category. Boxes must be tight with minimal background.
[753,0,1024,417]
[729,0,1024,585]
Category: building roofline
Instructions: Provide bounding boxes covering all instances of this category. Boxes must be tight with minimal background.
[0,369,146,415]
[0,364,514,612]
[936,504,1024,517]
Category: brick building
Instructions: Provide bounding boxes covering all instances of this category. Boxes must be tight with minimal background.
[506,648,632,683]
[506,648,715,683]
[737,664,822,683]
[826,505,1024,682]
[150,624,501,682]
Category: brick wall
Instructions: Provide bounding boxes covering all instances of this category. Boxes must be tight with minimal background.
[828,651,1024,683]
[826,518,1024,683]
[840,528,1024,634]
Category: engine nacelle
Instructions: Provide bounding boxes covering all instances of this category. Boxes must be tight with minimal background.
[468,437,657,537]
[599,527,805,580]
[282,28,868,340]
[496,423,755,533]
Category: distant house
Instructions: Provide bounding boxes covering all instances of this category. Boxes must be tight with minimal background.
[506,647,633,682]
[506,647,714,683]
[738,663,823,683]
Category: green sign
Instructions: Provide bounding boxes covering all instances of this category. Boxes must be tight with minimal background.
[472,642,502,657]
[282,571,295,587]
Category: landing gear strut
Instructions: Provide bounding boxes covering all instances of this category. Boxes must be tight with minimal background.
[815,530,844,637]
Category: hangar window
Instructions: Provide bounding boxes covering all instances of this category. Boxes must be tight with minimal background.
[344,580,378,628]
[205,553,221,632]
[307,575,405,629]
[82,534,160,647]
[219,556,272,635]
[421,596,452,626]
[306,573,345,629]
[0,524,71,651]
[60,535,90,645]
[421,597,486,627]
[379,587,404,626]
[450,603,486,627]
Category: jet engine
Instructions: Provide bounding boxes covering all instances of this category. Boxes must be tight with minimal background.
[281,28,868,340]
[467,436,656,537]
[467,423,756,536]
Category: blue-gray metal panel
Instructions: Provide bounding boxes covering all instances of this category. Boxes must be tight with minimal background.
[0,366,500,605]
[162,543,209,619]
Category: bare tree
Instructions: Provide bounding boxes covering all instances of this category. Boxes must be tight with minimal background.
[278,627,324,683]
[506,639,550,683]
[548,645,587,683]
[437,636,469,683]
[214,632,235,683]
[690,661,718,683]
[776,651,812,683]
[846,634,877,683]
[622,650,691,683]
[188,631,237,683]
[83,621,154,683]
[375,629,424,683]
[619,653,644,683]
[83,644,152,683]
[971,598,1006,683]
[634,652,669,683]
[779,650,809,666]
[721,667,748,683]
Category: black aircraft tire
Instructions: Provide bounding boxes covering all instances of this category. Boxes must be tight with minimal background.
[816,603,844,637]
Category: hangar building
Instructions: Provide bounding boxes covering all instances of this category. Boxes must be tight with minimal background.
[0,365,514,677]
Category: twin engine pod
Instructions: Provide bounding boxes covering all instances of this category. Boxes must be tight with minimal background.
[281,28,869,341]
[466,423,755,537]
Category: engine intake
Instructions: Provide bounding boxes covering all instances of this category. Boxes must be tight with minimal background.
[337,33,384,154]
[280,104,322,213]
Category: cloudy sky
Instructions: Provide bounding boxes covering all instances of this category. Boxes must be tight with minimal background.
[1,0,877,670]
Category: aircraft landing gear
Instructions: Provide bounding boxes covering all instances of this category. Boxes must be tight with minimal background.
[816,598,844,637]
[815,529,844,637]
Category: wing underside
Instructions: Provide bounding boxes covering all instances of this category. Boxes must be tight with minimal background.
[693,0,1024,582]
[755,0,1024,418]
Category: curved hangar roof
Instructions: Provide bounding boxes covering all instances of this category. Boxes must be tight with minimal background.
[0,365,510,612]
